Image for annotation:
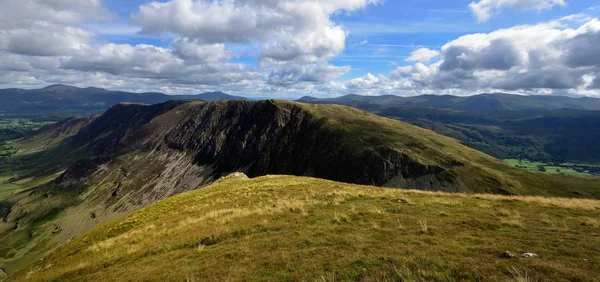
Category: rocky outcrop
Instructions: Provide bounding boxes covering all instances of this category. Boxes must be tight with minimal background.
[55,157,111,188]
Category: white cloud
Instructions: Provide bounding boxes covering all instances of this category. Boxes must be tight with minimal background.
[405,48,440,62]
[133,0,379,43]
[0,0,107,57]
[60,42,260,86]
[469,0,566,22]
[265,63,350,86]
[2,1,600,99]
[317,16,600,98]
[133,0,379,85]
[0,0,111,28]
[171,39,231,64]
[345,73,384,91]
[2,22,92,57]
[0,0,265,94]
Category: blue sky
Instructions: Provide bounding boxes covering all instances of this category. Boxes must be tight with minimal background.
[1,0,600,97]
[334,0,598,78]
[96,0,599,78]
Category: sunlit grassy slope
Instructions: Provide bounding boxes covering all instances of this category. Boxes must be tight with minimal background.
[14,174,600,282]
[296,102,600,198]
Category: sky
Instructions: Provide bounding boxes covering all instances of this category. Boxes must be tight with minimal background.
[1,0,600,98]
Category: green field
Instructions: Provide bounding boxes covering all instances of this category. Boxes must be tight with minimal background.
[503,159,597,177]
[0,118,54,140]
[0,117,58,161]
[0,115,75,203]
[0,142,16,159]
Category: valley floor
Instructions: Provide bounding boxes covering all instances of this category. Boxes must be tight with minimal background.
[503,159,600,177]
[13,174,600,281]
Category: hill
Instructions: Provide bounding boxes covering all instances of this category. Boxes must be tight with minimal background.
[298,93,600,111]
[1,100,599,275]
[179,91,245,101]
[0,84,247,113]
[300,95,600,165]
[11,174,600,281]
[377,107,600,165]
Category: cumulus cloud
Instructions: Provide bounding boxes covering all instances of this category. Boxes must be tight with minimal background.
[0,0,106,57]
[3,0,600,98]
[0,0,262,93]
[133,0,378,42]
[59,42,260,86]
[469,0,566,22]
[405,48,440,63]
[171,39,231,64]
[133,0,378,85]
[266,64,350,86]
[61,44,182,76]
[347,73,380,87]
[431,17,599,90]
[327,16,600,97]
[0,0,111,28]
[2,22,92,57]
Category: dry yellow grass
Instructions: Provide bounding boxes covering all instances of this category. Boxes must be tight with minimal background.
[10,174,600,282]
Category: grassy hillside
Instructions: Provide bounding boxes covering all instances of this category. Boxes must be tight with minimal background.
[12,174,600,281]
[0,116,96,273]
[297,102,600,198]
[376,107,600,165]
[300,95,600,165]
[1,100,599,278]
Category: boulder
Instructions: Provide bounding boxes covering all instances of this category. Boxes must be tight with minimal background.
[521,253,538,258]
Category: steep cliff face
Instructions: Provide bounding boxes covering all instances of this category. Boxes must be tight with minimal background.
[61,100,468,198]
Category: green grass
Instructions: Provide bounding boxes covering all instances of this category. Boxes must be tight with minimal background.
[0,117,93,276]
[13,174,600,281]
[295,102,600,198]
[3,101,600,280]
[0,115,75,202]
[373,106,600,164]
[0,117,53,144]
[503,159,594,177]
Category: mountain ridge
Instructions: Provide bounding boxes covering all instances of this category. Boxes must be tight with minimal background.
[0,85,247,113]
[298,93,600,111]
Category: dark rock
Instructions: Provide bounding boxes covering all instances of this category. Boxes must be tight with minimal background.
[52,224,62,234]
[63,100,466,192]
[55,157,110,188]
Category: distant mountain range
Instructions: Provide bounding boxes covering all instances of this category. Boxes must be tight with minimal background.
[298,93,600,111]
[0,84,247,113]
[5,85,600,113]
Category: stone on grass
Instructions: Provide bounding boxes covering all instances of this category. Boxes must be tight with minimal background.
[521,253,538,258]
[500,251,516,258]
